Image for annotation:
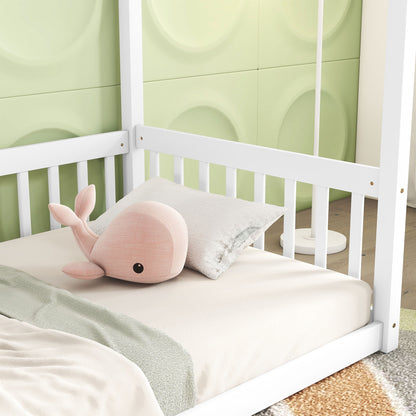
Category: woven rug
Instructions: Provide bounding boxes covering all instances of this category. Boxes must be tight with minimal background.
[257,309,416,416]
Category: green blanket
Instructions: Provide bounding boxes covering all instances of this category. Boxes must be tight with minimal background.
[0,265,195,416]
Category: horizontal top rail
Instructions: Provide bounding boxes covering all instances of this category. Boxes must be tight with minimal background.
[136,125,380,198]
[0,131,129,176]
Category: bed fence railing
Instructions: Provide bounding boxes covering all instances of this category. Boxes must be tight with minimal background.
[0,131,129,237]
[135,124,379,278]
[0,126,379,280]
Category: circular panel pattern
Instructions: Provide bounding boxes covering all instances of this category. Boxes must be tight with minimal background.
[12,128,76,147]
[170,105,239,193]
[282,0,351,42]
[278,90,346,159]
[277,89,347,203]
[170,106,239,140]
[148,0,245,52]
[0,0,97,63]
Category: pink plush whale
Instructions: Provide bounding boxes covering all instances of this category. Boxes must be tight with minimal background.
[48,185,188,284]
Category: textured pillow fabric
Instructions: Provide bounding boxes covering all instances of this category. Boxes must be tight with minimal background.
[89,177,285,279]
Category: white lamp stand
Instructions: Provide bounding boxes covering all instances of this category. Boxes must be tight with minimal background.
[280,229,347,255]
[280,0,347,255]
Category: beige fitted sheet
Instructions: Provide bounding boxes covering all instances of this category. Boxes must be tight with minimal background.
[0,228,372,404]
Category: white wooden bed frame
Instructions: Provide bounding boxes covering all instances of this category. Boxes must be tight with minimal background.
[0,1,415,415]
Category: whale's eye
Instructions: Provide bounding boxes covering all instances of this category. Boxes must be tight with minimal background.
[133,263,144,274]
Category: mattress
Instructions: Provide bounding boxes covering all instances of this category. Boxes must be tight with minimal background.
[0,227,372,404]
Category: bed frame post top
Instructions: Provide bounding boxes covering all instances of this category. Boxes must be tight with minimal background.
[373,0,416,353]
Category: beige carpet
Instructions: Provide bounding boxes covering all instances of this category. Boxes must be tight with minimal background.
[257,309,416,416]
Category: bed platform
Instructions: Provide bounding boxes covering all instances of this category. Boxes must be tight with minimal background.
[0,0,415,415]
[0,227,372,407]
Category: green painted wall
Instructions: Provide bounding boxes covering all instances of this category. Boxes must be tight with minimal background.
[0,0,362,242]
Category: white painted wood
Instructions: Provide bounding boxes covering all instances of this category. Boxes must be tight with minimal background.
[199,161,210,192]
[225,167,237,198]
[119,0,145,194]
[283,179,297,259]
[136,126,380,198]
[373,0,416,353]
[76,161,88,193]
[17,172,31,237]
[47,166,61,230]
[149,151,160,178]
[104,156,116,210]
[348,193,365,279]
[314,186,329,268]
[174,156,184,185]
[177,322,382,416]
[0,131,128,177]
[253,173,266,250]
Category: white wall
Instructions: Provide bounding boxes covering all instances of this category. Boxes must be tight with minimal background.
[356,0,388,168]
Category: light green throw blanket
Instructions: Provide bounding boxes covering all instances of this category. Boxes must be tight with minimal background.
[0,266,195,416]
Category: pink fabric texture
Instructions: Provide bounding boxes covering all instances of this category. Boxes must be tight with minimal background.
[48,185,188,284]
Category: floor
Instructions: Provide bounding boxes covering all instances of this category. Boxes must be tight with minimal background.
[265,197,416,310]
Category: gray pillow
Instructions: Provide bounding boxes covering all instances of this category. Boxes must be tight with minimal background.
[89,177,285,279]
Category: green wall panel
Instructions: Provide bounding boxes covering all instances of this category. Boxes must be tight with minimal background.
[259,0,362,69]
[0,86,121,242]
[0,1,362,242]
[143,0,258,81]
[0,0,120,98]
[144,71,258,199]
[258,59,359,209]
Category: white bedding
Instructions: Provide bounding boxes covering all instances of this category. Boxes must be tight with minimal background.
[0,227,372,406]
[0,314,163,416]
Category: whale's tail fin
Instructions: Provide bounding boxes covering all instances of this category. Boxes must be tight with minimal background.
[48,185,98,259]
[48,203,80,227]
[49,185,96,226]
[74,184,96,222]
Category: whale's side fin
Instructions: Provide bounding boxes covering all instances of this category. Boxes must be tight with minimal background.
[49,203,80,227]
[75,184,96,222]
[62,261,104,280]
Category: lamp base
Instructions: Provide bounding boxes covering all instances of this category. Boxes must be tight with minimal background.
[280,228,347,255]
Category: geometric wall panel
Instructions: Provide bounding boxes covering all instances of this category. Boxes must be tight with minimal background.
[259,0,362,69]
[0,0,363,242]
[143,0,258,81]
[0,0,120,98]
[258,59,360,210]
[144,71,258,199]
[0,86,121,242]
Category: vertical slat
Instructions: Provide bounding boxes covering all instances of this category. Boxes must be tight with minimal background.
[104,156,116,210]
[253,173,266,250]
[48,166,61,230]
[149,151,160,178]
[226,167,237,198]
[77,161,88,193]
[315,185,329,268]
[174,156,184,185]
[283,179,297,258]
[199,161,210,192]
[17,171,31,237]
[348,193,365,278]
